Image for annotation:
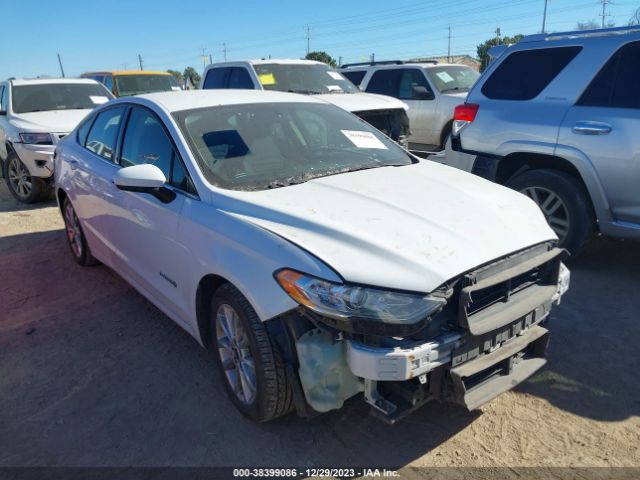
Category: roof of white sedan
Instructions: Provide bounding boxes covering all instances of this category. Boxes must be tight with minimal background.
[135,89,325,112]
[9,78,102,86]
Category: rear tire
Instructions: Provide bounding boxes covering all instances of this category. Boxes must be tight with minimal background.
[506,169,594,254]
[211,283,292,422]
[4,152,50,203]
[62,197,99,266]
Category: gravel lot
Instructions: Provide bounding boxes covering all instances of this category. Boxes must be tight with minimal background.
[0,180,639,476]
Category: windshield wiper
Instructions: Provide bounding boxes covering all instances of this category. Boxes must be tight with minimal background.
[287,89,323,95]
[441,87,468,94]
[266,176,309,189]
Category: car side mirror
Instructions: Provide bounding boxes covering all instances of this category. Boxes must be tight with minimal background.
[113,164,176,203]
[411,86,435,100]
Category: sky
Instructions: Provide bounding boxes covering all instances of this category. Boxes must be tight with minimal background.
[2,0,639,79]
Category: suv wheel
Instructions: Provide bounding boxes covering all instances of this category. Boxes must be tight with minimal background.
[211,283,292,422]
[4,152,50,203]
[506,169,594,254]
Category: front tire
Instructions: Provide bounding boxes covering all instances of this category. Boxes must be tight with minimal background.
[62,197,99,266]
[4,152,50,203]
[506,169,594,254]
[211,283,292,422]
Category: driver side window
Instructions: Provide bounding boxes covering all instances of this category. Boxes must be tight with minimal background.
[84,106,126,162]
[120,107,194,193]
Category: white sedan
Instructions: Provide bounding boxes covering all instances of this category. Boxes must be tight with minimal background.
[55,90,569,423]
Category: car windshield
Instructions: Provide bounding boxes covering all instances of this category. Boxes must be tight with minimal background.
[425,66,480,93]
[173,102,413,191]
[254,63,359,94]
[115,74,173,96]
[11,83,112,114]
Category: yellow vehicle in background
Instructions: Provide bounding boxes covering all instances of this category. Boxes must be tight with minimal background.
[80,70,176,97]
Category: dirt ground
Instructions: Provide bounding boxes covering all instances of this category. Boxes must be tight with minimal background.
[0,181,639,477]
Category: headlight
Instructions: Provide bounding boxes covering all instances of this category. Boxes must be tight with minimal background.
[19,133,53,145]
[275,269,446,326]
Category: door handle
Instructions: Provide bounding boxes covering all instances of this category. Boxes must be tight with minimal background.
[69,160,78,170]
[572,121,612,135]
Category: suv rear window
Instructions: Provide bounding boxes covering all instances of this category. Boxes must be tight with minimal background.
[481,46,582,100]
[578,41,640,109]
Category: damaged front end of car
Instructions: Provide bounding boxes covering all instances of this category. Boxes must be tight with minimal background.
[354,108,411,149]
[267,242,570,423]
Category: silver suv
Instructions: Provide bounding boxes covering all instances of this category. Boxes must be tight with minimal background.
[340,61,479,154]
[450,26,640,253]
[0,78,113,203]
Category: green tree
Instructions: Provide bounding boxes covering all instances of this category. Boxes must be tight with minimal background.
[305,51,338,68]
[167,69,184,84]
[476,34,524,73]
[183,66,201,86]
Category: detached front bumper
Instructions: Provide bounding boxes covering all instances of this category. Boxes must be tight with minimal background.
[13,143,56,178]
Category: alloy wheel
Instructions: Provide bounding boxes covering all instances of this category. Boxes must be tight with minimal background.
[7,157,32,199]
[63,201,84,258]
[521,186,570,243]
[215,303,257,405]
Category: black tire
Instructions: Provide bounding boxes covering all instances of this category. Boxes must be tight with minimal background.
[61,197,99,266]
[439,123,452,151]
[506,169,594,254]
[210,283,292,422]
[3,152,51,203]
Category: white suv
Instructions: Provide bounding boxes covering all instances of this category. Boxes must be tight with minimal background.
[341,61,479,154]
[0,78,113,202]
[200,60,411,148]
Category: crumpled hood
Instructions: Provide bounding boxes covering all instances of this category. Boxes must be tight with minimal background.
[10,109,93,133]
[220,161,556,293]
[316,92,408,113]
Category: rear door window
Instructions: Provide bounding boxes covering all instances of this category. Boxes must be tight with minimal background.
[228,67,254,89]
[366,68,432,100]
[481,46,582,100]
[341,70,366,86]
[366,69,402,97]
[578,41,640,109]
[203,68,230,89]
[84,106,126,162]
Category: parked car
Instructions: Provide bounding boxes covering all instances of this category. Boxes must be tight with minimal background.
[340,60,479,154]
[450,26,640,253]
[0,78,113,203]
[55,90,569,423]
[200,60,411,148]
[81,70,174,97]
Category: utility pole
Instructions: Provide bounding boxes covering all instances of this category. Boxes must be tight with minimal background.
[201,48,208,68]
[209,54,213,64]
[57,53,65,78]
[370,53,375,64]
[305,24,311,56]
[338,56,343,67]
[447,25,452,63]
[542,0,549,33]
[495,26,501,44]
[138,54,144,70]
[600,0,611,28]
[221,42,228,61]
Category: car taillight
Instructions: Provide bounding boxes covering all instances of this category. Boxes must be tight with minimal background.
[452,103,479,136]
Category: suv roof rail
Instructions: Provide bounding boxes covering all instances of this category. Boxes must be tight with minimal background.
[340,60,405,69]
[523,25,640,43]
[340,59,438,69]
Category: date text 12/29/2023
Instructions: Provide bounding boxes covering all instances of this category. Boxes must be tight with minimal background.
[232,468,400,478]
